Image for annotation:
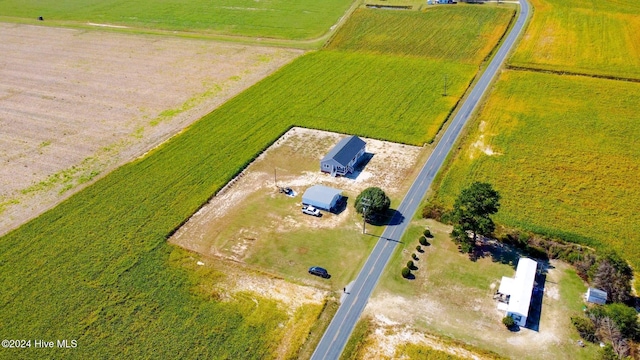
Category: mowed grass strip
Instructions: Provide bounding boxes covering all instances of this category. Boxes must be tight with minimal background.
[510,0,640,79]
[0,8,513,356]
[0,0,353,40]
[327,6,515,63]
[432,70,640,277]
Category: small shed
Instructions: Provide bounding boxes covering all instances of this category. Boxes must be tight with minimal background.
[586,288,607,305]
[320,136,366,177]
[302,185,342,211]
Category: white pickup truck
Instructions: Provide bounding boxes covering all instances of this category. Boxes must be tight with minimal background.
[301,205,321,217]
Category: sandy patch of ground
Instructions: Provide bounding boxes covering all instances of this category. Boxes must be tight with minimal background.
[362,316,489,360]
[193,257,327,314]
[0,22,303,236]
[364,260,578,359]
[170,127,423,260]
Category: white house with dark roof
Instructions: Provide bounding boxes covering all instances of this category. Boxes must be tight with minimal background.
[320,135,366,177]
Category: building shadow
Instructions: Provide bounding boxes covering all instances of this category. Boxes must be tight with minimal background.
[344,153,374,180]
[525,260,552,331]
[330,196,348,214]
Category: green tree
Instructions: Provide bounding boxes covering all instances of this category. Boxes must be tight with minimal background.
[451,182,500,251]
[355,187,390,219]
[401,267,411,279]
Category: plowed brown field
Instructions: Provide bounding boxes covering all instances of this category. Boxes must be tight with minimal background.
[0,23,302,235]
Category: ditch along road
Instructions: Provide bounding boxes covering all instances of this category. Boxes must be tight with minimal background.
[310,0,531,359]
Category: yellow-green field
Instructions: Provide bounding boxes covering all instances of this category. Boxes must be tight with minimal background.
[432,70,640,279]
[328,5,515,63]
[510,0,640,79]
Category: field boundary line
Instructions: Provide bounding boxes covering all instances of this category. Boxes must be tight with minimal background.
[506,65,640,83]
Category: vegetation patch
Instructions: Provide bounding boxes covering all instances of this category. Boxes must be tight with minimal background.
[199,50,477,145]
[328,5,515,63]
[0,0,354,39]
[371,220,599,359]
[510,0,640,79]
[431,70,640,288]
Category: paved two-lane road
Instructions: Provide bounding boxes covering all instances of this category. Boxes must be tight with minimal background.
[311,1,530,359]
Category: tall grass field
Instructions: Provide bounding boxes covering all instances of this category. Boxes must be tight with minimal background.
[328,6,515,64]
[0,0,354,40]
[432,70,640,280]
[0,7,514,357]
[510,0,640,79]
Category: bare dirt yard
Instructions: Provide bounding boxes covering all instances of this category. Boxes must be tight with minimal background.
[0,22,303,235]
[360,220,598,360]
[170,127,423,257]
[170,127,426,287]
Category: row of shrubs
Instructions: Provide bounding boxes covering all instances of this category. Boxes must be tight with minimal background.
[402,228,433,279]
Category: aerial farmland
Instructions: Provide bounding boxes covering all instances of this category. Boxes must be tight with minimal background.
[0,0,637,359]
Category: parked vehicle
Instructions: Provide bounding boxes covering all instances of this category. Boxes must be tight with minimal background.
[301,205,321,217]
[308,266,330,279]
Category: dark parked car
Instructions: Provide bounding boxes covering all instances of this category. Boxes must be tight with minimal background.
[308,266,330,279]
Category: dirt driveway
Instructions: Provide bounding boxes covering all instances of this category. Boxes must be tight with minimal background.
[0,23,302,235]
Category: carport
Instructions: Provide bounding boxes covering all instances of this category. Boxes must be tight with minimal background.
[302,185,342,211]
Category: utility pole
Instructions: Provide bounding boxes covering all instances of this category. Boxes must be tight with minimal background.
[361,198,371,234]
[443,74,448,97]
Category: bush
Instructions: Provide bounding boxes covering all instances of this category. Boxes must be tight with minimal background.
[412,253,418,260]
[401,267,411,279]
[421,202,446,221]
[571,316,597,343]
[423,229,432,238]
[416,245,422,252]
[407,260,414,269]
[502,316,515,328]
[419,236,428,246]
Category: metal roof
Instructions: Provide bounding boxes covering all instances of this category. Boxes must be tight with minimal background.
[586,288,607,305]
[506,258,537,317]
[302,185,342,210]
[321,136,366,167]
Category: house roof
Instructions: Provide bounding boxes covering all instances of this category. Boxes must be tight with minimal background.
[586,288,607,305]
[507,257,537,317]
[302,185,342,210]
[321,136,366,167]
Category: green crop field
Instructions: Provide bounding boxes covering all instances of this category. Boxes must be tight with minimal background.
[0,6,514,357]
[431,70,640,278]
[328,5,515,63]
[510,0,640,79]
[0,0,353,40]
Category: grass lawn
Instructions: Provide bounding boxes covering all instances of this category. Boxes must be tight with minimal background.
[431,70,640,289]
[510,0,640,79]
[0,0,354,40]
[373,219,599,359]
[0,7,515,357]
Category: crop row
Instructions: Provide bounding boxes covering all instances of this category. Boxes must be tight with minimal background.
[510,0,640,79]
[0,0,353,40]
[328,6,515,64]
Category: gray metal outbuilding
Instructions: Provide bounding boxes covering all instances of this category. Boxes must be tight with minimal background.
[586,287,607,305]
[320,136,366,176]
[302,185,342,211]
